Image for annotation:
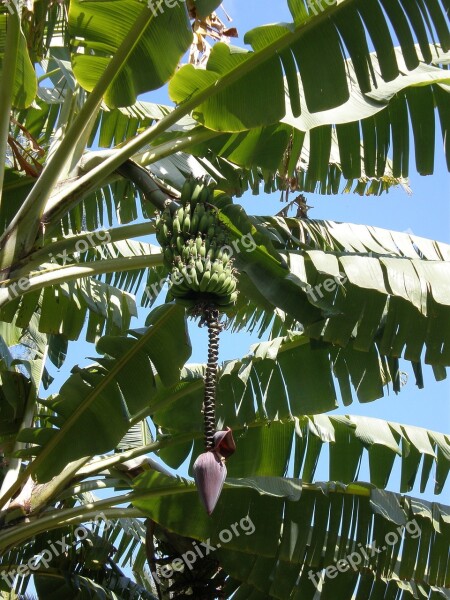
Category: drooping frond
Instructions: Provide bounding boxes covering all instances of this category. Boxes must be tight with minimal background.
[151,335,450,494]
[132,472,450,599]
[218,210,450,385]
[16,304,191,482]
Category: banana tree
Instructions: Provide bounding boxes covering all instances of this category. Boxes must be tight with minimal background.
[0,0,449,597]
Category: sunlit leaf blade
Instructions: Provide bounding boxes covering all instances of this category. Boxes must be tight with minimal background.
[16,304,191,482]
[68,0,192,107]
[0,14,37,109]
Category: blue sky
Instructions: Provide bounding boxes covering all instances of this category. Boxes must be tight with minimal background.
[47,2,450,502]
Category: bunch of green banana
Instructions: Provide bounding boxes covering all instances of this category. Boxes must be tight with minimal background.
[155,179,238,310]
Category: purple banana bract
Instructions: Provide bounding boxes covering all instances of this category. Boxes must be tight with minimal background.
[193,428,236,515]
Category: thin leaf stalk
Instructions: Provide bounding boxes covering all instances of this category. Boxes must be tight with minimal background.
[9,221,157,276]
[0,253,164,310]
[42,127,222,229]
[0,488,192,552]
[77,432,198,478]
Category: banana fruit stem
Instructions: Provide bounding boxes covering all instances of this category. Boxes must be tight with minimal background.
[202,306,221,450]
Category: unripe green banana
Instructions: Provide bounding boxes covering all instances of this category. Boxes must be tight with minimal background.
[194,203,205,218]
[206,242,217,260]
[162,223,171,242]
[180,264,190,282]
[198,212,210,234]
[189,240,197,259]
[182,245,190,261]
[188,266,200,291]
[182,213,191,234]
[180,179,193,205]
[170,269,188,292]
[164,247,173,264]
[213,271,227,294]
[213,259,224,276]
[172,216,181,235]
[222,277,237,296]
[191,212,199,233]
[199,186,211,204]
[176,206,184,224]
[207,272,219,293]
[215,291,238,306]
[199,269,211,292]
[195,258,204,275]
[191,181,204,203]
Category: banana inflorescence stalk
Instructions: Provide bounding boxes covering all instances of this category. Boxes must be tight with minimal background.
[201,306,221,450]
[155,178,237,513]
